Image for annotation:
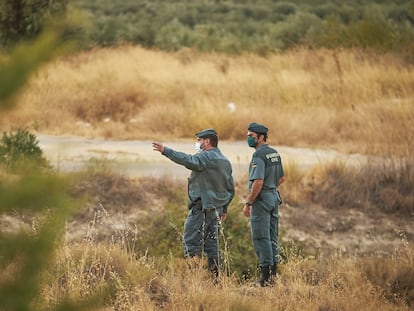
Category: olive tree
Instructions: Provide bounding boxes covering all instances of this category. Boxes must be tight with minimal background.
[0,0,67,47]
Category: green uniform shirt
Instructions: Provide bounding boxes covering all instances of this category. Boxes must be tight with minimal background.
[163,147,235,212]
[248,144,284,192]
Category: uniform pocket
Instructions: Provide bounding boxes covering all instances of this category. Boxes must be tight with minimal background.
[251,214,267,239]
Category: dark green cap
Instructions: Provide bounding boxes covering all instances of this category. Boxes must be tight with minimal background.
[196,128,217,138]
[248,122,268,134]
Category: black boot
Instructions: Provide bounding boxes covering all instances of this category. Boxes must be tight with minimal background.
[256,265,271,287]
[208,257,220,283]
[270,263,277,284]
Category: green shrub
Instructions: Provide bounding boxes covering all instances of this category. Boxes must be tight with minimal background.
[0,128,49,169]
[273,2,297,16]
[154,19,195,51]
[347,17,396,50]
[270,12,323,50]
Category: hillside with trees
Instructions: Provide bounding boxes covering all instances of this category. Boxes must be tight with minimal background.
[1,0,414,58]
[68,0,414,56]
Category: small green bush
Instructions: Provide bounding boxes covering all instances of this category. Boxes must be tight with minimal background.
[0,128,49,168]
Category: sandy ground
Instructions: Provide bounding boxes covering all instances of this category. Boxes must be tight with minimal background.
[37,134,367,179]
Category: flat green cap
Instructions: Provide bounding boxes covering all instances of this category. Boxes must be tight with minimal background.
[196,128,217,138]
[248,122,268,134]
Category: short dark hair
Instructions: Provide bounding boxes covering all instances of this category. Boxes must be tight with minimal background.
[260,132,268,142]
[207,134,218,147]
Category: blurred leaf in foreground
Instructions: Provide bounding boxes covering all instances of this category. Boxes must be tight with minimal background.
[0,31,62,109]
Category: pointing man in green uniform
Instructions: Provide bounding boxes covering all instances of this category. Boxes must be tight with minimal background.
[152,129,235,279]
[243,122,285,286]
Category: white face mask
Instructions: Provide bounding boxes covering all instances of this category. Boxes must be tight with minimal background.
[194,142,202,152]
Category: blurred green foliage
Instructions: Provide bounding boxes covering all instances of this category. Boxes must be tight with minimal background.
[0,128,49,169]
[0,170,79,310]
[0,0,67,47]
[63,0,414,56]
[0,16,82,110]
[0,19,99,311]
[0,31,62,107]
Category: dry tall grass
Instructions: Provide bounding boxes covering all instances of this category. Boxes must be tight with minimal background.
[36,233,413,310]
[2,46,413,310]
[1,46,413,156]
[30,166,409,310]
[2,157,412,310]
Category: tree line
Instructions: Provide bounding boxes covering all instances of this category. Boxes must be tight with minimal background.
[1,0,413,57]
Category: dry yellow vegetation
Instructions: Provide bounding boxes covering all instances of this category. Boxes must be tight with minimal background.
[36,231,413,310]
[1,46,413,156]
[1,46,413,310]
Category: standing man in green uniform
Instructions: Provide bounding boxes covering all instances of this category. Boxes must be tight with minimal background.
[243,122,284,287]
[152,129,234,279]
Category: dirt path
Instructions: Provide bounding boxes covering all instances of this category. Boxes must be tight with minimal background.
[37,134,366,178]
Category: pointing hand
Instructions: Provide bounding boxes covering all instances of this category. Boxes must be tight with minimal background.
[152,142,165,153]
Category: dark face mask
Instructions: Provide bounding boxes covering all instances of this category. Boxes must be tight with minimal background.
[247,136,257,148]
